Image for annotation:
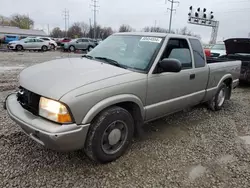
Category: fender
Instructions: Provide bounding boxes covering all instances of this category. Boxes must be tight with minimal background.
[82,94,145,124]
[204,74,233,102]
[217,74,232,88]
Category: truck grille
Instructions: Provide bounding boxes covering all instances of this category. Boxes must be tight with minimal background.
[17,87,40,115]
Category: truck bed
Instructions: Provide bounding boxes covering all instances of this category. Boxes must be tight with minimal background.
[205,59,241,96]
[207,55,250,82]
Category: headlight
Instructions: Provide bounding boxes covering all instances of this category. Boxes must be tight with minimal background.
[39,97,72,124]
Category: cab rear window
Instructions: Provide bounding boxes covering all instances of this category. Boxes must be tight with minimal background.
[189,39,206,68]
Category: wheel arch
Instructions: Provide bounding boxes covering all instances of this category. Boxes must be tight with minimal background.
[81,94,145,135]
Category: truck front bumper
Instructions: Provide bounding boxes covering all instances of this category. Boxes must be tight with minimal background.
[6,94,90,151]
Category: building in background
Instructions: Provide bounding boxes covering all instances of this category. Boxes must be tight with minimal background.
[0,26,47,43]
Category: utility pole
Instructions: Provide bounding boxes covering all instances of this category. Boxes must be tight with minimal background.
[47,24,50,35]
[90,0,99,39]
[62,9,69,37]
[166,0,179,33]
[89,18,92,38]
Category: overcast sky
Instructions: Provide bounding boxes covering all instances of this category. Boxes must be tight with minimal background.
[1,0,250,43]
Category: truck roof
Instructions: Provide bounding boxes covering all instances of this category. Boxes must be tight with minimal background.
[114,32,199,39]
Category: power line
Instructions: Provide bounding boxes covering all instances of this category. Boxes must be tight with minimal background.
[166,0,179,32]
[90,0,99,39]
[62,9,69,37]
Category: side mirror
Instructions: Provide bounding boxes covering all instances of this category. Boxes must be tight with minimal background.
[76,41,79,43]
[158,58,182,73]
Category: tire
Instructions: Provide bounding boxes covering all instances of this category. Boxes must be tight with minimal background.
[42,45,48,52]
[69,45,75,52]
[16,45,23,51]
[50,44,56,50]
[208,83,227,111]
[87,46,94,52]
[84,106,134,163]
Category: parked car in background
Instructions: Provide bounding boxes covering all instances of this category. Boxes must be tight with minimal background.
[204,48,211,57]
[210,43,226,58]
[57,38,71,47]
[4,35,19,44]
[63,38,96,52]
[218,38,250,83]
[37,37,58,49]
[5,32,241,163]
[8,38,50,51]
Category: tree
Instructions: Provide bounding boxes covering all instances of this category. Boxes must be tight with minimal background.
[143,26,168,33]
[101,27,113,39]
[119,24,133,32]
[50,27,63,38]
[87,25,113,39]
[10,14,34,29]
[0,15,11,26]
[176,27,201,39]
[79,22,90,37]
[67,22,83,38]
[142,26,175,33]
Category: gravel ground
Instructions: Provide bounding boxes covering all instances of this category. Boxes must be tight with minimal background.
[1,51,250,188]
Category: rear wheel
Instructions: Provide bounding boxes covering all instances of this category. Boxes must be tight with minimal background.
[42,45,48,52]
[69,45,75,52]
[84,106,134,163]
[208,83,227,111]
[16,45,23,51]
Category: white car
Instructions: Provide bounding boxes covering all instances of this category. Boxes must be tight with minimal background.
[210,43,226,58]
[8,38,50,51]
[37,37,58,49]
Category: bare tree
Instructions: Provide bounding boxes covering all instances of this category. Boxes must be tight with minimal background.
[143,26,169,33]
[119,24,133,32]
[79,22,90,37]
[176,27,201,38]
[50,27,63,38]
[67,23,83,38]
[10,14,34,29]
[100,27,113,39]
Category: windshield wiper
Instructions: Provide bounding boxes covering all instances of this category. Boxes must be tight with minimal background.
[82,54,94,59]
[94,56,127,69]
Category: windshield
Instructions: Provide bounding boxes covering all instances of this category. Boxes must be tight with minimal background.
[88,35,163,71]
[211,44,225,50]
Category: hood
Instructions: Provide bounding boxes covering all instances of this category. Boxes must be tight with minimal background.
[9,40,19,44]
[224,38,250,55]
[19,58,132,100]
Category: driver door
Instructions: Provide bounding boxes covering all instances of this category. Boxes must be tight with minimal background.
[145,38,202,121]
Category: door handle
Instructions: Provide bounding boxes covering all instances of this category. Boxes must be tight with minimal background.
[190,74,195,80]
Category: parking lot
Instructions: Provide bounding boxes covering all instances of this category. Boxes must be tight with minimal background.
[1,51,250,188]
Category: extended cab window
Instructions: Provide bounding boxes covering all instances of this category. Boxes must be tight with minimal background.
[189,39,206,68]
[161,38,192,69]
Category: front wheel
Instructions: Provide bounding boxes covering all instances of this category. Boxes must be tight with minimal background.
[208,83,227,111]
[16,45,23,51]
[84,106,134,163]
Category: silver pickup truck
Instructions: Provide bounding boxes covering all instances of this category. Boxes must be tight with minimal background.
[5,32,241,163]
